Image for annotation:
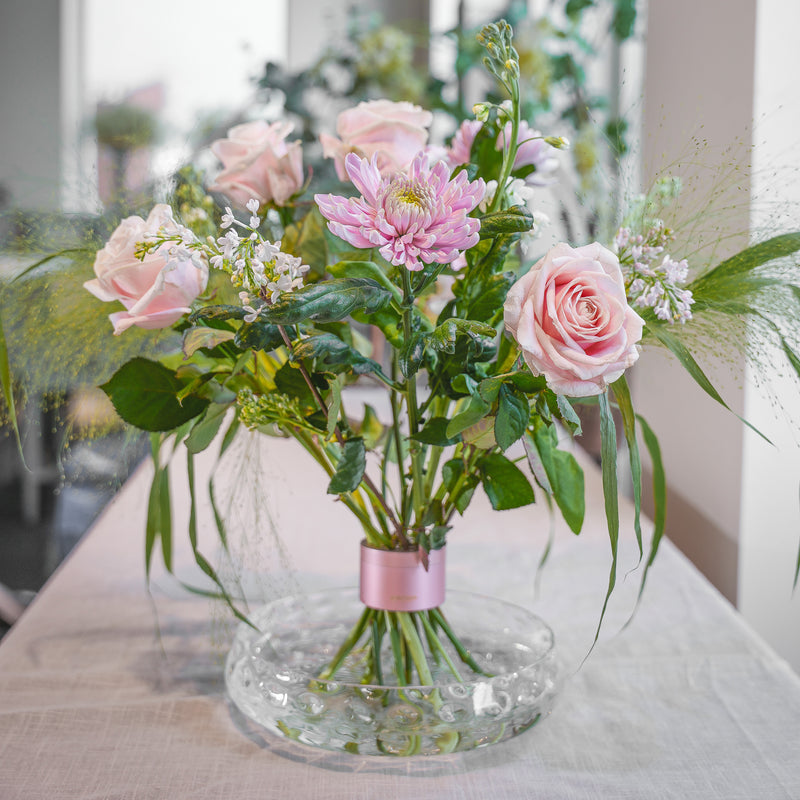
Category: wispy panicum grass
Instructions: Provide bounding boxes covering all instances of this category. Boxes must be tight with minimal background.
[624,133,800,422]
[0,236,175,448]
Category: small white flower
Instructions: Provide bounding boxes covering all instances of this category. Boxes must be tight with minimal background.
[221,207,235,229]
[238,291,260,322]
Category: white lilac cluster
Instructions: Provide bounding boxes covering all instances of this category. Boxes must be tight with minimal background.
[615,224,694,324]
[134,213,204,272]
[213,199,310,315]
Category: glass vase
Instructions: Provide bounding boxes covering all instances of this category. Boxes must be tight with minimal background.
[225,588,560,756]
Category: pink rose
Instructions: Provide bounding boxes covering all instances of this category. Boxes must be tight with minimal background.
[503,242,644,396]
[208,120,304,208]
[84,205,208,335]
[320,99,432,180]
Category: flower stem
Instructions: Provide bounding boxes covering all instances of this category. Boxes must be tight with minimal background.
[488,83,521,214]
[401,270,426,531]
[277,324,401,538]
[315,606,373,682]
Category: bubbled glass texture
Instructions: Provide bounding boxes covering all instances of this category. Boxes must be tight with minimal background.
[225,589,560,756]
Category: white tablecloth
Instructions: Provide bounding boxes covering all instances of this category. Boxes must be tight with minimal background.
[1,431,798,799]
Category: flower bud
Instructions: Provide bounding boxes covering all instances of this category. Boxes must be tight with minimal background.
[473,102,491,122]
[545,136,570,150]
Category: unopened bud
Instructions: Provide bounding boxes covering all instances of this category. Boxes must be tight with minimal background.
[473,102,491,122]
[545,136,570,150]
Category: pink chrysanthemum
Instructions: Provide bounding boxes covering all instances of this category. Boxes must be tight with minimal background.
[315,152,486,272]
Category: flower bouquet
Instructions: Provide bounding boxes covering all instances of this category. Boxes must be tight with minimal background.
[5,19,800,756]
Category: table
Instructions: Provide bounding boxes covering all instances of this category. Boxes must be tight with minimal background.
[1,430,799,799]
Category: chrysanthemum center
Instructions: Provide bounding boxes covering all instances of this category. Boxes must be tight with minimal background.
[387,178,433,211]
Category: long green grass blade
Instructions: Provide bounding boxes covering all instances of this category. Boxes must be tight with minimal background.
[646,321,771,445]
[628,413,667,620]
[795,483,800,592]
[208,415,239,553]
[158,467,172,572]
[611,375,642,560]
[9,247,95,283]
[145,434,163,580]
[586,390,619,655]
[186,450,254,629]
[690,232,800,292]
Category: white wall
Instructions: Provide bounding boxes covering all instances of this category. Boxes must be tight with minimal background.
[639,0,800,671]
[0,0,63,210]
[637,0,755,603]
[739,0,800,670]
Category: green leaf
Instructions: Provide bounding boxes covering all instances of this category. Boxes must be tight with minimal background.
[477,453,535,510]
[327,260,402,303]
[428,317,496,354]
[234,321,287,352]
[327,437,366,494]
[260,277,394,324]
[629,412,667,614]
[281,208,328,275]
[327,375,343,440]
[188,304,246,323]
[442,458,465,493]
[451,373,478,396]
[610,375,642,559]
[145,434,165,578]
[566,0,594,18]
[477,371,544,404]
[399,330,428,379]
[411,417,460,446]
[208,415,240,554]
[691,232,800,294]
[522,431,552,493]
[612,0,636,39]
[588,391,620,653]
[357,404,384,450]
[445,395,491,439]
[157,465,172,572]
[494,384,529,450]
[478,205,534,238]
[182,327,236,358]
[185,402,230,454]
[645,321,772,444]
[101,357,209,432]
[555,394,582,435]
[441,458,478,515]
[292,332,389,382]
[525,420,585,533]
[273,361,318,408]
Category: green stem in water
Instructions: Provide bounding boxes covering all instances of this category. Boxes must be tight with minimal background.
[315,607,373,682]
[396,611,434,686]
[419,611,463,681]
[430,607,493,677]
